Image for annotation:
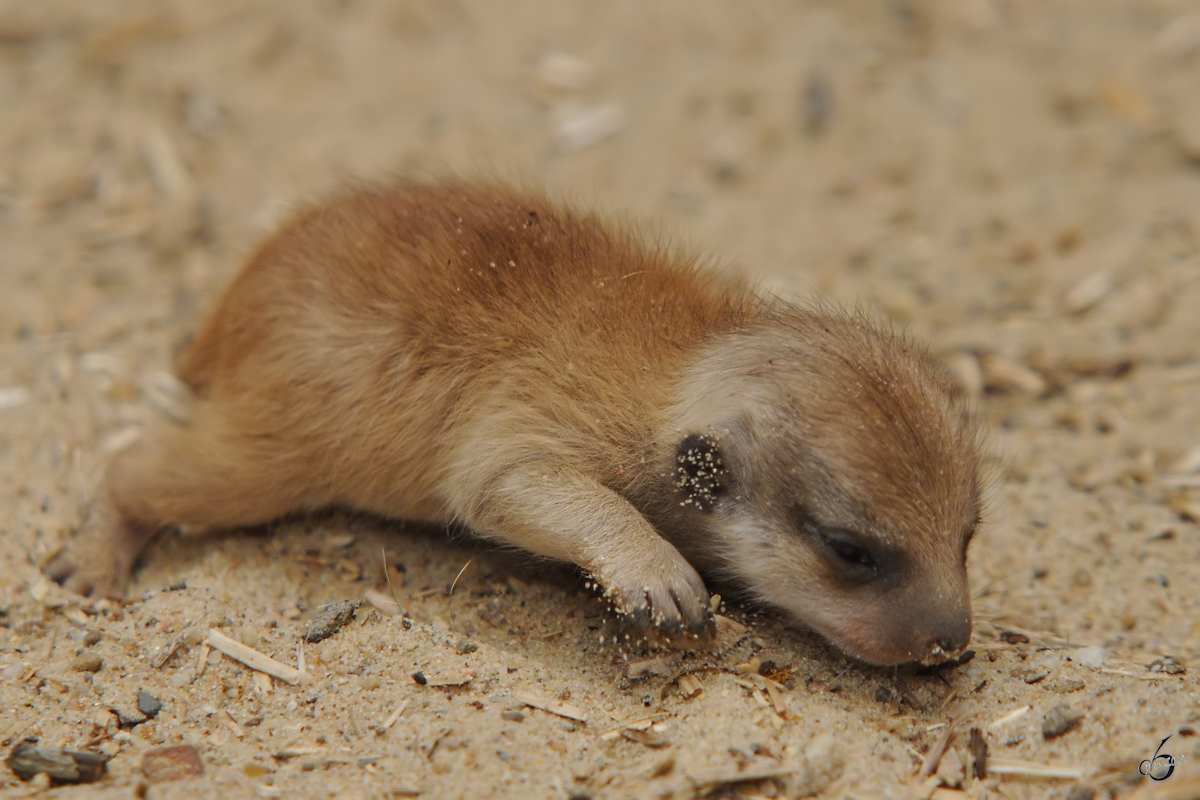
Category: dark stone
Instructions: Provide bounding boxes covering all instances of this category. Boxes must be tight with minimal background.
[137,689,163,718]
[7,740,108,783]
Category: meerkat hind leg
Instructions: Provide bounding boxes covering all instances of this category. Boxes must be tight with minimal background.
[44,486,157,600]
[467,468,716,646]
[48,410,316,599]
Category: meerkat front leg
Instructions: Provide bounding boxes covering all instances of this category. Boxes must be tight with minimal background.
[459,468,715,646]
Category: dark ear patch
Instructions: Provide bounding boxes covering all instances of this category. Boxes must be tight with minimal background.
[675,434,725,512]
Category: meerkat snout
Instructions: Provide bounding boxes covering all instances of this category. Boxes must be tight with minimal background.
[47,180,984,665]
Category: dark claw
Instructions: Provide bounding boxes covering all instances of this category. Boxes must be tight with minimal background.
[669,589,715,640]
[658,605,684,639]
[688,609,717,640]
[631,596,653,631]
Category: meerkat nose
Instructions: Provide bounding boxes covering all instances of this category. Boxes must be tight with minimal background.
[923,611,972,658]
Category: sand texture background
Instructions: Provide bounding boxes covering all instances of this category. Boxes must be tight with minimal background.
[1,1,1200,798]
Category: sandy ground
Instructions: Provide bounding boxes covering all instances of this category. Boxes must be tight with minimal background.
[2,1,1200,798]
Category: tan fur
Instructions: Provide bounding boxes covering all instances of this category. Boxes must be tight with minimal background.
[49,181,982,665]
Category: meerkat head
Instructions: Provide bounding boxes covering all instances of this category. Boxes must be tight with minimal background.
[669,309,982,666]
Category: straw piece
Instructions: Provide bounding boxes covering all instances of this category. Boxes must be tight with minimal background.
[987,758,1084,779]
[204,628,304,685]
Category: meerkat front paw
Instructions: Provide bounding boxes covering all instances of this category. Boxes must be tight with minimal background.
[593,542,716,648]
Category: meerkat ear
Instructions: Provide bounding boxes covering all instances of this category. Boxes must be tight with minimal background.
[674,433,726,512]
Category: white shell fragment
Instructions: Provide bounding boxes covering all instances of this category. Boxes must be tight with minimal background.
[1172,444,1200,473]
[945,352,984,397]
[1071,645,1109,669]
[979,355,1046,394]
[79,352,125,376]
[101,426,143,455]
[1061,270,1114,314]
[143,370,192,424]
[142,125,195,201]
[1157,12,1200,59]
[537,52,596,91]
[553,102,626,152]
[0,386,29,410]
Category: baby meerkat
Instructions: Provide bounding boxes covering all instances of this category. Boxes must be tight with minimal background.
[49,181,982,666]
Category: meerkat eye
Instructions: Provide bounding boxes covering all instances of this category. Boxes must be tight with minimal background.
[795,508,882,580]
[823,535,877,571]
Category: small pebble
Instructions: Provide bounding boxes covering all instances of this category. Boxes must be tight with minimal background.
[7,742,108,783]
[71,653,103,673]
[142,745,204,782]
[1147,655,1187,675]
[184,90,224,135]
[801,71,834,135]
[707,129,750,184]
[456,640,478,655]
[138,690,163,718]
[1011,665,1049,684]
[112,708,147,728]
[1049,678,1085,694]
[500,710,525,722]
[1042,703,1083,739]
[303,599,362,643]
